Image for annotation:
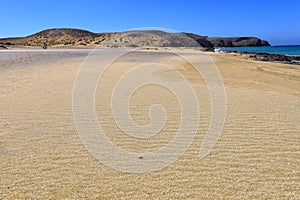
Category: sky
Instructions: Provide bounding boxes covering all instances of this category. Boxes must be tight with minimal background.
[0,0,299,45]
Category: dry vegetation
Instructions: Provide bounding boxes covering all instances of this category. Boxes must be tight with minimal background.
[0,28,213,50]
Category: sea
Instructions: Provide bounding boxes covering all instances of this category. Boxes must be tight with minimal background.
[217,45,300,56]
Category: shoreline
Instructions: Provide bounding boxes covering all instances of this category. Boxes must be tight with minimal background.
[2,45,300,66]
[216,50,300,65]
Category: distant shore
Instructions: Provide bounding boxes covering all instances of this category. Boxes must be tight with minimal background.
[214,45,300,65]
[218,45,300,55]
[219,50,300,65]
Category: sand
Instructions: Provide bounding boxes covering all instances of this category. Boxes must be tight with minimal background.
[0,48,299,199]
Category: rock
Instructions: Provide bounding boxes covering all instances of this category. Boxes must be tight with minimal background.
[230,51,300,65]
[182,33,215,51]
[208,37,270,47]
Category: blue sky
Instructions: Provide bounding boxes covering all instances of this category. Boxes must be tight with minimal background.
[0,0,299,45]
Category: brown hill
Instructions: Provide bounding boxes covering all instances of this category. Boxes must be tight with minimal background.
[0,28,214,50]
[0,28,110,47]
[208,37,270,47]
[0,28,270,50]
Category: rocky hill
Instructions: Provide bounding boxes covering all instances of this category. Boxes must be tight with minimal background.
[182,33,214,51]
[0,28,214,50]
[0,28,270,50]
[101,30,214,50]
[208,37,270,47]
[0,28,109,47]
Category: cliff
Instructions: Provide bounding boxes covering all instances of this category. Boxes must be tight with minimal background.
[208,37,270,47]
[182,33,214,51]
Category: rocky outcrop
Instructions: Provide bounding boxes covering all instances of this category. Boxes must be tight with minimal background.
[208,37,270,47]
[182,33,214,51]
[250,53,300,65]
[228,50,300,65]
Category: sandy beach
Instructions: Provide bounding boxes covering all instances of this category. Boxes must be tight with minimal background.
[0,48,299,199]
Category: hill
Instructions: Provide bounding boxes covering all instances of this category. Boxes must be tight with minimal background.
[0,28,270,50]
[0,28,213,50]
[0,28,109,47]
[208,37,270,47]
[100,30,214,50]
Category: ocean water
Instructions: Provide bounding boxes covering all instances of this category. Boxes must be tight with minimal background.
[218,45,300,56]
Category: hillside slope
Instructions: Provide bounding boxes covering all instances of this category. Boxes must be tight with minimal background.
[0,28,270,50]
[0,28,109,47]
[0,28,214,50]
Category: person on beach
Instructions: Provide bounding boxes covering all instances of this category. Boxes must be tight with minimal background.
[43,43,47,49]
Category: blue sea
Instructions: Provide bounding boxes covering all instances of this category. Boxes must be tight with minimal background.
[218,45,300,56]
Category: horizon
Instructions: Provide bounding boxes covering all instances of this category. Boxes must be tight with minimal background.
[0,0,299,45]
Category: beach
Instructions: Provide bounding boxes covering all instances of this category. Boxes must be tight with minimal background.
[0,48,299,199]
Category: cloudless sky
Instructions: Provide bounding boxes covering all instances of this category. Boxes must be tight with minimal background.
[0,0,299,45]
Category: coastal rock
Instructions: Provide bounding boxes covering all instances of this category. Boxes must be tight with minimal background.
[255,53,300,65]
[228,51,300,65]
[208,37,270,47]
[182,33,214,51]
